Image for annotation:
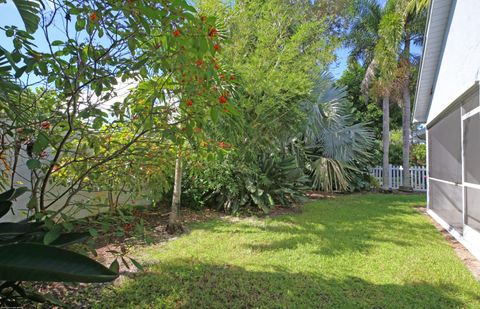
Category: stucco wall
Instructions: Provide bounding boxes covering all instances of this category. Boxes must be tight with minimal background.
[428,0,480,124]
[2,145,149,223]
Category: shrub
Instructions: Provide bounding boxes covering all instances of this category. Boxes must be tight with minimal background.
[183,155,308,214]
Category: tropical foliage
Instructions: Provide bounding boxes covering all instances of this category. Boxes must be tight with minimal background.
[0,0,430,306]
[0,187,117,306]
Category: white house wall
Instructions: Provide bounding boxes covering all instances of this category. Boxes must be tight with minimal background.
[428,0,480,124]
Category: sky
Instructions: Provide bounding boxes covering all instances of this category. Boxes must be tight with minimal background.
[329,47,352,80]
[1,0,422,82]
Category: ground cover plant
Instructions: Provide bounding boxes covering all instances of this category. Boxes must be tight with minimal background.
[95,194,480,308]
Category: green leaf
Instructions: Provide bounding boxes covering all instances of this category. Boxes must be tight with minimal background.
[27,197,38,210]
[25,291,46,303]
[50,232,90,247]
[43,229,61,245]
[127,38,136,53]
[130,258,144,272]
[92,117,104,130]
[75,17,85,31]
[0,201,13,218]
[109,259,119,273]
[0,222,43,237]
[210,107,219,123]
[51,40,63,46]
[32,132,49,154]
[5,28,14,37]
[10,187,28,200]
[0,243,118,282]
[26,159,41,170]
[0,189,15,201]
[88,228,98,237]
[12,0,43,33]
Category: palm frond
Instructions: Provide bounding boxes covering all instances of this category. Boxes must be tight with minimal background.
[298,74,375,192]
[12,0,44,33]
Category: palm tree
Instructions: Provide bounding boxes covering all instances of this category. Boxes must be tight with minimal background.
[300,74,375,192]
[377,0,429,190]
[347,0,429,191]
[346,0,394,191]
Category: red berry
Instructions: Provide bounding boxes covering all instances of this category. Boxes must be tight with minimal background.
[173,29,181,37]
[41,121,50,129]
[89,12,98,22]
[213,44,220,51]
[208,28,218,38]
[219,95,227,104]
[196,59,204,66]
[186,99,193,106]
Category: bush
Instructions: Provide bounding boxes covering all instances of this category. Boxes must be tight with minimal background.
[411,143,426,166]
[183,154,308,214]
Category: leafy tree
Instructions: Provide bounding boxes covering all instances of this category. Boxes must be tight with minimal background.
[0,0,234,302]
[0,0,233,217]
[344,0,428,190]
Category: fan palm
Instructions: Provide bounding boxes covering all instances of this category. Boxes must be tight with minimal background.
[299,74,375,192]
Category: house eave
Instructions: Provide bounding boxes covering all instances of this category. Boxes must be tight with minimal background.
[413,0,454,124]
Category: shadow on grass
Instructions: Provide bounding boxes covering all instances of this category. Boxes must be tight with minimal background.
[97,260,472,308]
[192,195,432,256]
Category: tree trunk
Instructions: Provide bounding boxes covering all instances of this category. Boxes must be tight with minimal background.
[401,32,412,189]
[382,95,390,191]
[166,153,184,234]
[402,86,411,189]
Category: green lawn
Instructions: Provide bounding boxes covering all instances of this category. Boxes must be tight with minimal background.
[96,194,480,308]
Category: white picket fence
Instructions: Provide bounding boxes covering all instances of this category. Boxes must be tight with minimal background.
[370,165,427,192]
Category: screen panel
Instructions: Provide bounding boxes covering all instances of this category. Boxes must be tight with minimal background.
[429,179,463,230]
[466,187,480,232]
[462,91,479,115]
[463,114,480,184]
[428,108,462,182]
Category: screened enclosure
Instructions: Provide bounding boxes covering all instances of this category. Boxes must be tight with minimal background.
[427,85,480,237]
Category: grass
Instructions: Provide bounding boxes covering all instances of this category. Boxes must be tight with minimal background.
[95,194,480,308]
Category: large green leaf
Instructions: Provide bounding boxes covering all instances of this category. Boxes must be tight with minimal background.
[12,0,43,33]
[0,222,43,237]
[50,232,90,247]
[0,243,118,282]
[0,187,28,201]
[0,201,13,218]
[0,189,15,201]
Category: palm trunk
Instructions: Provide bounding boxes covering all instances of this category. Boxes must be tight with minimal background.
[167,153,183,234]
[382,95,390,191]
[402,86,411,188]
[401,32,412,189]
